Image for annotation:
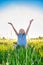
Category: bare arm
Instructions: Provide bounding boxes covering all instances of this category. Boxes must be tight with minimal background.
[8,22,18,36]
[26,19,34,35]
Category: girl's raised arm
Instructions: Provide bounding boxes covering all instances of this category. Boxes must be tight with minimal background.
[8,22,18,36]
[26,19,34,35]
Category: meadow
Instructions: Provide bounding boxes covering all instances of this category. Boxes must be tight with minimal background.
[0,38,43,65]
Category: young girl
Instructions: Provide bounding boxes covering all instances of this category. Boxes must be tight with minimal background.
[8,19,34,47]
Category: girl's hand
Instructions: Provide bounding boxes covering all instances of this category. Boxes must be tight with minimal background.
[8,22,12,25]
[8,22,18,35]
[30,19,34,24]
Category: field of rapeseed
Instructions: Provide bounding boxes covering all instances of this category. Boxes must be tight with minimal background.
[0,38,43,65]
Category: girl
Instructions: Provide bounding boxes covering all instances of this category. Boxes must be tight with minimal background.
[8,19,34,47]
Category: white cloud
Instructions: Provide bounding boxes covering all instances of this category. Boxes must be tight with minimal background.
[0,5,43,39]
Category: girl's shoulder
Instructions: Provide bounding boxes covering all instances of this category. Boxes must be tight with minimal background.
[18,33,26,36]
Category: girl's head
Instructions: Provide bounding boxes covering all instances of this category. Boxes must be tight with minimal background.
[19,29,25,34]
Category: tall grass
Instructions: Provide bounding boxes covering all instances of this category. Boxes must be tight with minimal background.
[0,44,43,65]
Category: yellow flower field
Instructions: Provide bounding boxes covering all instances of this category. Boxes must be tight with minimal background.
[0,38,43,65]
[0,38,43,56]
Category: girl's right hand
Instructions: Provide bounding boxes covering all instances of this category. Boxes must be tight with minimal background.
[8,22,12,25]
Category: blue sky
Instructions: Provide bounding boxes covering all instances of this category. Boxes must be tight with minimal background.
[0,0,43,10]
[0,0,43,39]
